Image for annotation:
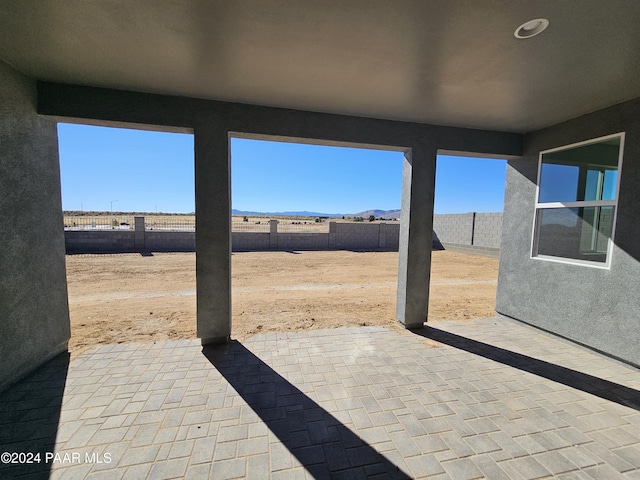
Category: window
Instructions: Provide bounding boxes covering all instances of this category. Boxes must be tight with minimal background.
[531,133,624,267]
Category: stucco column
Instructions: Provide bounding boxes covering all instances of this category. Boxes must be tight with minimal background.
[396,146,437,328]
[195,124,231,344]
[328,221,337,249]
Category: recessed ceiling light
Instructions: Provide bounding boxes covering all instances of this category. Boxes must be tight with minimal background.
[514,18,549,39]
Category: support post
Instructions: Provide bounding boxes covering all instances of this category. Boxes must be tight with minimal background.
[328,221,337,249]
[269,219,278,249]
[396,146,437,329]
[195,125,231,344]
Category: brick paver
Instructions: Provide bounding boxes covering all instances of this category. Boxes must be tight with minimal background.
[1,318,639,479]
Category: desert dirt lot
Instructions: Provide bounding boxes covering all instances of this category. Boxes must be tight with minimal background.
[65,250,499,357]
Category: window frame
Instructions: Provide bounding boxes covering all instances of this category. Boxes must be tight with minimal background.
[530,132,625,269]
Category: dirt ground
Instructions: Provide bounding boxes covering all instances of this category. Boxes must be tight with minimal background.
[65,250,499,357]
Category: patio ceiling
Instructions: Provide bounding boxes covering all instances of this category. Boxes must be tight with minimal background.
[0,0,639,132]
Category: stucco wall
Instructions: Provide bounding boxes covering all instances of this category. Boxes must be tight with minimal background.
[0,62,70,392]
[496,97,640,366]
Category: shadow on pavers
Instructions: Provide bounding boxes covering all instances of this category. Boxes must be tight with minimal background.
[412,326,640,411]
[203,341,411,479]
[0,352,70,480]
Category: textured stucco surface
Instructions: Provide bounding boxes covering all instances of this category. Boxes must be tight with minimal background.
[194,126,231,345]
[496,98,640,366]
[0,62,70,392]
[395,148,438,328]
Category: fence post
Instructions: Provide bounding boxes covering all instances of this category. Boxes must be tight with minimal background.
[470,212,476,246]
[269,219,278,249]
[134,216,145,250]
[328,222,336,249]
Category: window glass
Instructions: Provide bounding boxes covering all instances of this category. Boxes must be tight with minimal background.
[538,163,579,203]
[602,170,617,201]
[584,169,601,201]
[535,206,615,263]
[533,134,622,267]
[539,138,620,203]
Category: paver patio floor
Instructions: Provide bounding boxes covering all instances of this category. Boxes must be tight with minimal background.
[1,318,639,479]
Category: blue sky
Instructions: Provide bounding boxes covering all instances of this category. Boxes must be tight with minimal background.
[57,123,506,214]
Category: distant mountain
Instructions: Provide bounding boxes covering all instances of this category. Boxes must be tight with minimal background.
[232,209,345,217]
[232,209,401,218]
[64,209,401,219]
[352,209,401,219]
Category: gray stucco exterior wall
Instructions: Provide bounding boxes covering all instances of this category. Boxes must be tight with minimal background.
[496,98,640,366]
[0,62,70,392]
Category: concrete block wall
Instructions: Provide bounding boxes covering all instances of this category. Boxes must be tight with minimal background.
[277,233,329,250]
[63,216,501,253]
[380,223,401,250]
[146,232,195,251]
[433,212,503,250]
[334,223,381,250]
[64,220,404,252]
[472,213,503,249]
[231,232,270,251]
[65,231,136,253]
[433,213,474,246]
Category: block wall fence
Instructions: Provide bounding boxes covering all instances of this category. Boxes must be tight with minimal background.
[433,212,503,251]
[65,214,502,253]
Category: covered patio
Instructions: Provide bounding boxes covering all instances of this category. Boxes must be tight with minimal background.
[2,2,640,477]
[2,318,639,478]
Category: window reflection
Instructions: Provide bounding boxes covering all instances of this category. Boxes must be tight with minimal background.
[536,207,615,263]
[533,134,622,266]
[538,140,620,203]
